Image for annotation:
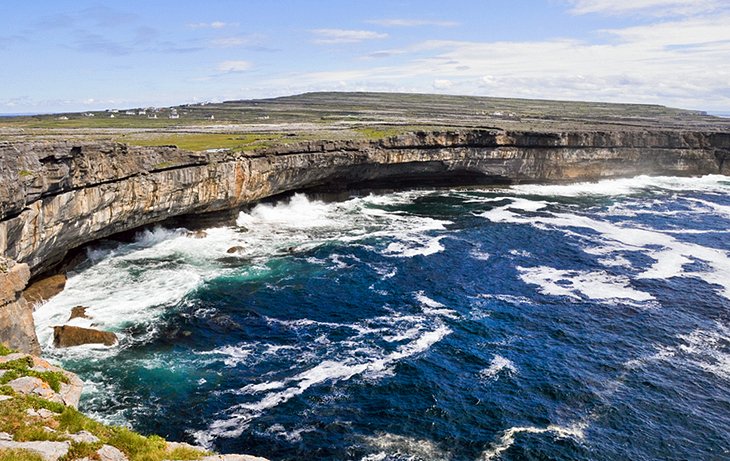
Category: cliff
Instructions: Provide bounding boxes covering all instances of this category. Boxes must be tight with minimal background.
[0,128,729,352]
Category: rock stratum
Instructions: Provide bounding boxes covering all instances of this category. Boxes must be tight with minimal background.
[0,127,729,352]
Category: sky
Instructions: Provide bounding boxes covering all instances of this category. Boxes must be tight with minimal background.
[1,0,729,114]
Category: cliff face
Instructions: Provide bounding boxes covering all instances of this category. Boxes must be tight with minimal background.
[0,128,729,351]
[0,258,40,354]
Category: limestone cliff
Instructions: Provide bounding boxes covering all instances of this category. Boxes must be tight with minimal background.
[0,128,729,351]
[0,257,40,354]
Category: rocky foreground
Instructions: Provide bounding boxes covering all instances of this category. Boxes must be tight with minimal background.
[0,345,267,460]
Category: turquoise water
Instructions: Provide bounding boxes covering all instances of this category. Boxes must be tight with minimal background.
[35,175,730,460]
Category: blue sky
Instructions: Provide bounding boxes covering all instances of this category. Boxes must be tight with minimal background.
[1,0,729,113]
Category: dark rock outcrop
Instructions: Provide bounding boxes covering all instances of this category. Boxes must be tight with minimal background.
[23,273,67,306]
[68,306,90,320]
[53,325,118,348]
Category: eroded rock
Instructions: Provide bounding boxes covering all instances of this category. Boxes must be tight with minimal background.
[53,325,117,348]
[0,258,40,354]
[23,273,67,306]
[69,305,91,320]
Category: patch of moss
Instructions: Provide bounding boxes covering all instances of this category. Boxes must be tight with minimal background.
[0,344,14,356]
[59,441,104,461]
[13,425,67,442]
[0,449,45,461]
[18,170,33,177]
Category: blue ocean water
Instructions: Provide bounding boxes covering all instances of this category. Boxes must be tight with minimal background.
[35,175,730,460]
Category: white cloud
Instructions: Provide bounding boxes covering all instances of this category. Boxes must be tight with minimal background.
[210,35,259,48]
[310,29,388,44]
[433,79,454,90]
[566,0,723,16]
[264,13,730,111]
[188,21,235,29]
[217,60,252,73]
[366,18,459,27]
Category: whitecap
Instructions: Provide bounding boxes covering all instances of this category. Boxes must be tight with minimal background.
[194,325,451,445]
[480,355,517,381]
[479,423,587,460]
[362,433,451,461]
[517,266,654,303]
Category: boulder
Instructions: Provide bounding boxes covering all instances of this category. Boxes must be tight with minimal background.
[69,306,91,320]
[53,325,117,348]
[7,376,62,404]
[96,444,129,461]
[68,430,100,444]
[188,230,208,239]
[227,246,244,254]
[26,408,56,419]
[23,273,67,305]
[0,440,70,460]
[27,355,83,408]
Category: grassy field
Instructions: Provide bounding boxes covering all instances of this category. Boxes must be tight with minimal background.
[2,92,728,151]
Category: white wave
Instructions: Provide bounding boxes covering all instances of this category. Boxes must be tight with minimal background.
[507,174,730,197]
[237,193,336,229]
[264,424,316,443]
[477,294,533,305]
[383,236,445,258]
[362,433,451,461]
[597,255,632,268]
[194,325,451,446]
[627,323,730,381]
[235,193,450,260]
[479,423,586,460]
[415,292,458,319]
[482,197,730,301]
[470,249,491,261]
[34,226,244,352]
[480,355,517,381]
[518,266,654,303]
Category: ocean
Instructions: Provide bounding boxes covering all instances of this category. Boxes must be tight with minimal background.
[34,175,730,460]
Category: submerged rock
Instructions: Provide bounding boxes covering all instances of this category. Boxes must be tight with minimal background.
[227,246,244,254]
[53,325,117,348]
[188,230,208,239]
[23,273,67,306]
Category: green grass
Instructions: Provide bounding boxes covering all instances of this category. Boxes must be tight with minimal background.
[0,395,209,461]
[0,449,45,461]
[0,344,14,356]
[116,132,309,152]
[0,357,69,392]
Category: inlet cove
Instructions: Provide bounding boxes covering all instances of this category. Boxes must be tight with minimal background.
[28,176,730,460]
